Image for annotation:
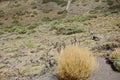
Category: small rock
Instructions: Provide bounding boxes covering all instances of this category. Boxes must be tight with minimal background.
[92,35,103,41]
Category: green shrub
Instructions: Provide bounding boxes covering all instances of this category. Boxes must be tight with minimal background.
[95,0,100,2]
[0,22,3,25]
[42,0,67,6]
[63,15,97,23]
[57,10,67,14]
[12,20,20,26]
[77,15,97,22]
[15,27,27,34]
[0,26,27,34]
[31,5,37,9]
[113,55,120,71]
[42,8,53,13]
[51,25,84,35]
[0,10,4,18]
[0,30,4,35]
[102,5,120,16]
[27,23,39,30]
[42,17,52,22]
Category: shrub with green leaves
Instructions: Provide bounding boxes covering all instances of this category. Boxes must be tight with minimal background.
[42,8,53,13]
[0,10,4,18]
[102,5,120,16]
[27,23,39,30]
[113,55,120,71]
[0,26,27,35]
[42,0,67,6]
[51,25,84,35]
[42,17,52,22]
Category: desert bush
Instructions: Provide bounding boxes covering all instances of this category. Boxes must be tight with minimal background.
[109,48,120,71]
[56,45,98,80]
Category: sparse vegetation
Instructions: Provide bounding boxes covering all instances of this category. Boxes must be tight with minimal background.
[56,45,98,80]
[0,0,120,79]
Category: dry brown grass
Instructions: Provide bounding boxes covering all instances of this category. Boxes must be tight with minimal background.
[109,48,120,60]
[56,45,98,80]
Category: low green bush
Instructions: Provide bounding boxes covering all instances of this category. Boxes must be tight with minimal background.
[0,26,27,35]
[113,55,120,71]
[0,10,4,18]
[27,23,39,30]
[102,6,120,16]
[42,0,67,6]
[42,17,52,22]
[51,25,84,35]
[42,8,53,13]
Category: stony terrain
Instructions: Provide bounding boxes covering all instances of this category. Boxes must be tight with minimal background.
[0,0,120,80]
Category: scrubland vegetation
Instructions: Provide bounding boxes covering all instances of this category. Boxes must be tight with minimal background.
[0,0,120,80]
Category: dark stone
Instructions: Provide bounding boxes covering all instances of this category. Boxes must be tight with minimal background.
[92,35,102,41]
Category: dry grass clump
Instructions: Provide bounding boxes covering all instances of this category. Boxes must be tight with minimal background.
[56,45,98,80]
[109,48,120,71]
[109,48,120,59]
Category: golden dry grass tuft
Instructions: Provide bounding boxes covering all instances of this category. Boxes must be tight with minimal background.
[56,45,98,80]
[109,48,120,59]
[109,48,120,71]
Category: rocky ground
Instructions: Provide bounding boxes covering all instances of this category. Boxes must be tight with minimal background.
[0,0,120,80]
